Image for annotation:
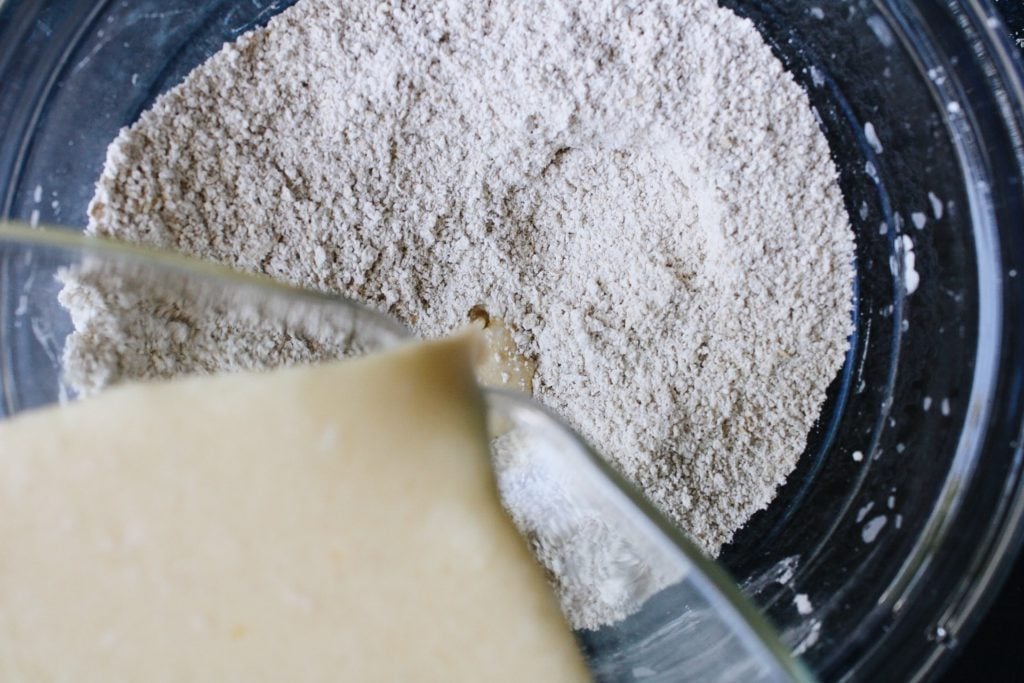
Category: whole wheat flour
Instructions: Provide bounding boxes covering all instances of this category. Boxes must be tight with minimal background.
[62,0,854,629]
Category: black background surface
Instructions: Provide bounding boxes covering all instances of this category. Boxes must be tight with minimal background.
[938,3,1022,681]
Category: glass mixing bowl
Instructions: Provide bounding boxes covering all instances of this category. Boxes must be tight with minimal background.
[1,0,1023,680]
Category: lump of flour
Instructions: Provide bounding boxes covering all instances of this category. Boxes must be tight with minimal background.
[63,0,854,629]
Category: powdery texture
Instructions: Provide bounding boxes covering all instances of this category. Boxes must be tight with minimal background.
[64,0,854,628]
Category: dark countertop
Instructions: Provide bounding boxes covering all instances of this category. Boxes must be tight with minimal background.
[938,3,1022,681]
[941,548,1024,681]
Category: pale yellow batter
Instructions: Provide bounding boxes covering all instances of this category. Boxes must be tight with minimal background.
[469,307,538,394]
[0,334,589,682]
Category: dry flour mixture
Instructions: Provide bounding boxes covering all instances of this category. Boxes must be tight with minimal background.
[63,0,854,628]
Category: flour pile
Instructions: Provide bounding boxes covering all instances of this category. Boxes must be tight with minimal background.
[62,0,854,629]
